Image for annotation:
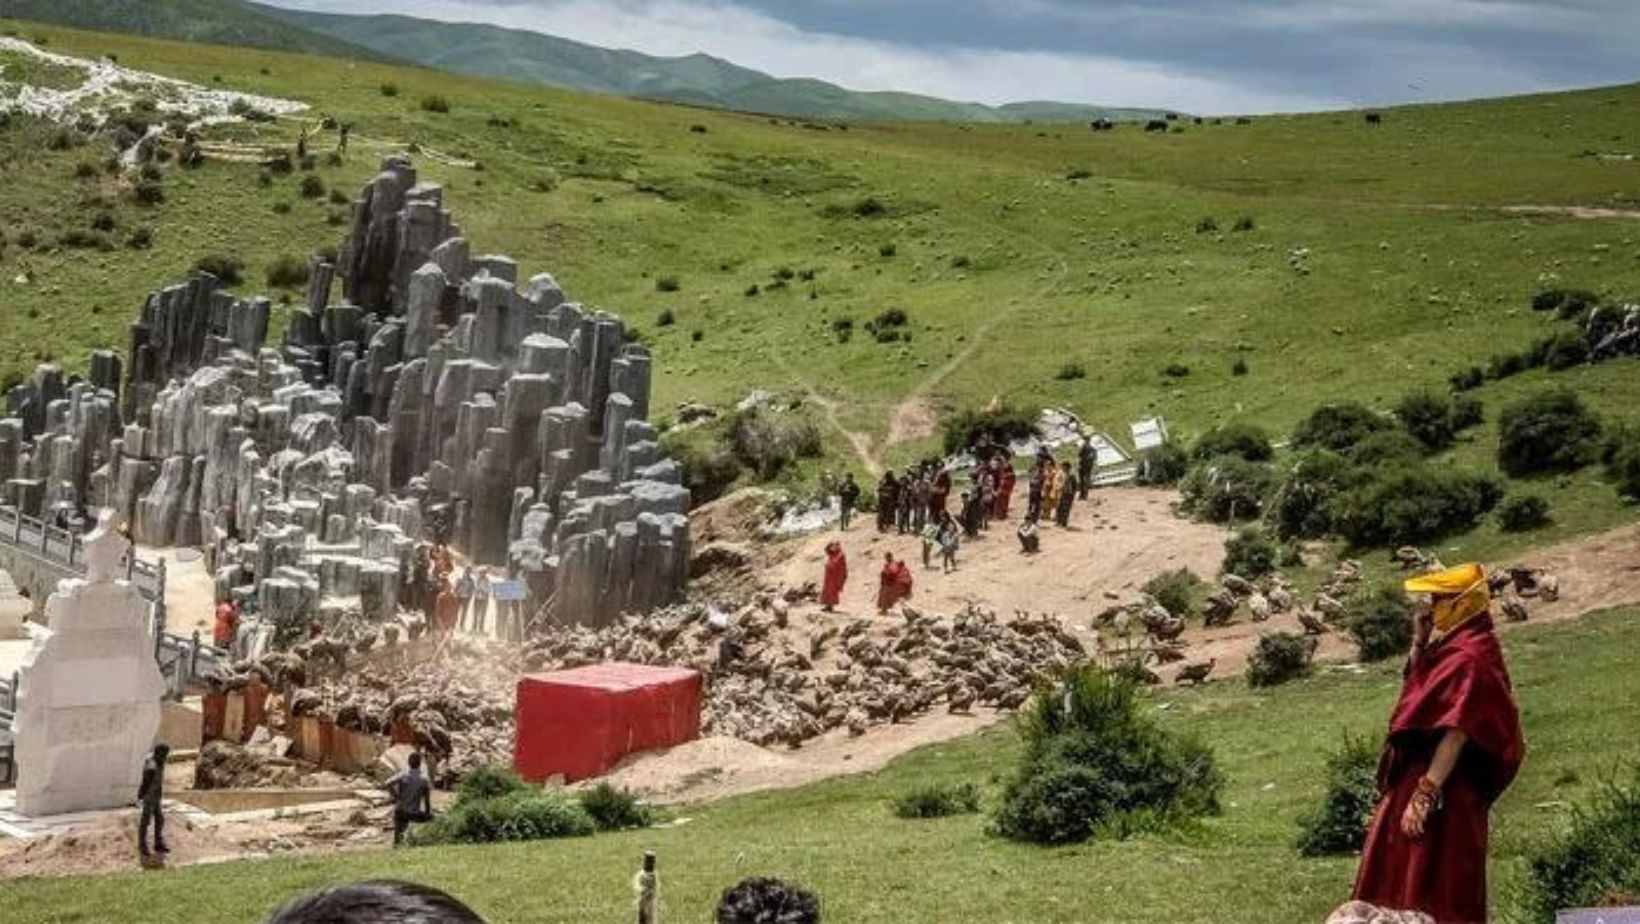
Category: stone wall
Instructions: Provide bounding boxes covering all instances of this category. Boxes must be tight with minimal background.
[1,156,689,632]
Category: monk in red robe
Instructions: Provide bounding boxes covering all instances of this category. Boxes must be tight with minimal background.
[876,552,913,614]
[433,579,462,639]
[821,542,848,612]
[993,457,1016,519]
[1351,564,1524,924]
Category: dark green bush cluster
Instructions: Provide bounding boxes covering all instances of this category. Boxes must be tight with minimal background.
[1531,287,1599,318]
[299,174,325,199]
[992,666,1222,844]
[655,275,681,292]
[1141,568,1200,618]
[1517,770,1640,922]
[1498,390,1603,477]
[1331,465,1501,546]
[830,317,854,344]
[891,782,981,819]
[379,82,399,97]
[420,95,451,113]
[1294,734,1379,856]
[265,254,310,289]
[727,407,824,480]
[866,307,909,343]
[1180,455,1276,523]
[1293,403,1393,453]
[1392,390,1465,452]
[578,782,654,831]
[1497,494,1552,532]
[1222,527,1279,578]
[1607,430,1640,501]
[413,766,594,846]
[1246,631,1315,688]
[941,402,1036,455]
[193,253,245,286]
[1055,361,1087,381]
[1136,442,1190,486]
[662,430,742,504]
[1193,422,1274,462]
[1341,582,1414,662]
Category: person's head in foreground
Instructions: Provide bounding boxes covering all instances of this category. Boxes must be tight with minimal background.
[265,880,485,924]
[716,877,821,924]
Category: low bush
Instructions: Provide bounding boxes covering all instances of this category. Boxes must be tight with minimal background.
[991,666,1222,845]
[1392,390,1456,452]
[728,408,823,480]
[1232,216,1256,232]
[1195,216,1219,234]
[1497,390,1603,477]
[1180,456,1276,523]
[194,254,246,286]
[1538,330,1590,370]
[1135,441,1190,486]
[296,174,324,199]
[265,254,310,289]
[1332,464,1501,546]
[1498,494,1552,532]
[420,95,451,114]
[1530,287,1599,318]
[878,242,898,258]
[891,782,981,819]
[1231,356,1249,376]
[1451,394,1484,431]
[941,402,1036,455]
[1341,582,1414,662]
[457,764,528,802]
[1193,422,1273,462]
[1222,527,1279,578]
[1609,436,1640,501]
[1055,361,1087,381]
[1246,631,1315,687]
[1450,365,1486,392]
[126,226,153,250]
[58,228,112,251]
[414,789,595,845]
[131,175,165,206]
[1346,430,1425,468]
[656,309,676,327]
[1163,363,1191,378]
[1141,568,1201,618]
[1294,734,1379,856]
[577,783,653,831]
[830,317,854,344]
[1517,770,1640,921]
[655,275,680,293]
[379,82,399,97]
[1270,450,1353,539]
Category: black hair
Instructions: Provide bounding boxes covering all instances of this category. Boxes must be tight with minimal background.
[716,877,821,924]
[265,880,485,924]
[408,752,423,769]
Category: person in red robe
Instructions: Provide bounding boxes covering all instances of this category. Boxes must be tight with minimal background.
[212,599,239,650]
[432,579,462,639]
[821,542,848,612]
[1351,564,1524,924]
[876,552,913,615]
[993,457,1016,520]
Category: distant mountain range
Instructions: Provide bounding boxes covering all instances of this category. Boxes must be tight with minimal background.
[0,0,1169,123]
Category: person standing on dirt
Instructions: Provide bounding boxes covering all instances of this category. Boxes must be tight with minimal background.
[937,512,960,573]
[836,473,860,530]
[821,542,848,612]
[1055,461,1079,528]
[213,597,240,652]
[137,743,170,860]
[472,567,493,637]
[876,552,913,615]
[1078,435,1098,500]
[386,752,434,847]
[453,567,477,632]
[875,472,900,533]
[1027,458,1047,521]
[338,122,351,154]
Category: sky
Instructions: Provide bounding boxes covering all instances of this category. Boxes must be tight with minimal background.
[262,0,1640,113]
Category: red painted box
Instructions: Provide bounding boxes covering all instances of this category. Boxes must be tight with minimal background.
[513,663,703,782]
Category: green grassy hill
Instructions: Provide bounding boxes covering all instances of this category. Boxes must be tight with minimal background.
[7,606,1636,922]
[0,0,388,60]
[1,19,1638,558]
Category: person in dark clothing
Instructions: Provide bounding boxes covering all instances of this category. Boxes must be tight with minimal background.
[1055,461,1079,527]
[836,473,861,530]
[265,880,486,924]
[717,877,821,924]
[1078,436,1097,500]
[1026,460,1047,521]
[138,743,170,858]
[385,752,434,846]
[875,473,900,533]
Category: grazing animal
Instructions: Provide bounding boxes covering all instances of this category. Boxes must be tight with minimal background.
[1203,589,1238,626]
[1298,609,1330,636]
[1500,597,1530,623]
[1144,120,1169,133]
[1175,659,1216,686]
[1365,112,1383,125]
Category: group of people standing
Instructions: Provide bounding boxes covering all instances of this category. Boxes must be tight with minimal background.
[402,545,527,643]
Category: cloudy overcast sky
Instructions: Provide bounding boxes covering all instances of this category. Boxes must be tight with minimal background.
[263,0,1640,113]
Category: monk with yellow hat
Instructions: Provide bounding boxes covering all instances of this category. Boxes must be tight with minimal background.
[1350,564,1525,923]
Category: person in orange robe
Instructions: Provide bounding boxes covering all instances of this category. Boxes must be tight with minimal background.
[1351,564,1525,924]
[820,542,848,612]
[432,579,462,639]
[875,552,913,615]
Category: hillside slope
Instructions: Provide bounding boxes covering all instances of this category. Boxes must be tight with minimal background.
[0,0,389,61]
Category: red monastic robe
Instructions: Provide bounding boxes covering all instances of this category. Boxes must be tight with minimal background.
[876,561,913,612]
[1352,614,1524,924]
[994,465,1016,518]
[821,550,848,607]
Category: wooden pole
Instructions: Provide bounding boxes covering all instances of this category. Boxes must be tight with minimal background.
[636,851,658,924]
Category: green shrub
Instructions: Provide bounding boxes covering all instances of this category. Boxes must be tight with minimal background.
[1232,216,1256,232]
[1332,464,1500,546]
[1245,631,1315,687]
[456,764,529,803]
[1342,582,1413,662]
[656,309,676,327]
[577,783,653,831]
[193,254,245,286]
[1180,456,1276,523]
[414,789,595,845]
[1294,734,1379,856]
[1392,390,1456,452]
[830,317,854,343]
[1193,422,1273,462]
[662,430,743,503]
[1141,568,1201,618]
[1135,442,1190,486]
[1195,216,1219,234]
[1498,494,1552,532]
[1498,390,1603,477]
[728,408,823,480]
[941,403,1036,455]
[126,226,153,250]
[1451,394,1484,431]
[1488,350,1527,380]
[265,254,310,289]
[1346,430,1425,468]
[132,175,164,206]
[1055,361,1087,381]
[1517,770,1640,921]
[420,95,451,113]
[58,228,113,251]
[1270,450,1352,539]
[1231,356,1249,376]
[1538,330,1590,371]
[992,666,1223,845]
[892,782,981,819]
[1163,363,1191,378]
[1222,527,1278,578]
[879,242,897,258]
[1450,365,1486,392]
[1530,287,1599,318]
[1608,437,1640,501]
[655,275,680,293]
[379,82,399,97]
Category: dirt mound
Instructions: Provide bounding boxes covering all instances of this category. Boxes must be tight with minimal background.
[0,814,243,880]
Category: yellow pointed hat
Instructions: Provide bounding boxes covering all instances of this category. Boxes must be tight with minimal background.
[1404,563,1490,632]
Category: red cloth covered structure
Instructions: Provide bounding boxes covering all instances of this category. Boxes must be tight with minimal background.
[513,663,704,783]
[1352,614,1524,924]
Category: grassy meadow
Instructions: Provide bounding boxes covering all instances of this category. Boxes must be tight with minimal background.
[4,606,1636,923]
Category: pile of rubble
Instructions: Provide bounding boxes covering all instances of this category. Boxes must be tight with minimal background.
[522,601,1085,748]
